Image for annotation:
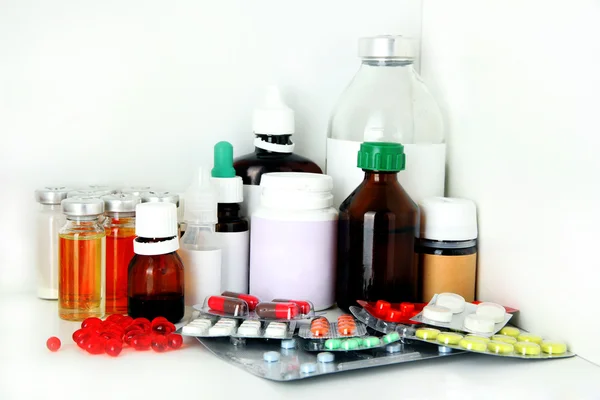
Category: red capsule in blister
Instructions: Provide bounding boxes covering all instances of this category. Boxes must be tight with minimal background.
[221,291,260,311]
[207,296,249,316]
[255,302,300,319]
[167,333,183,350]
[272,299,313,315]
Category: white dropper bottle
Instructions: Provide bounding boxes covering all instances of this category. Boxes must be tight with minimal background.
[178,167,222,307]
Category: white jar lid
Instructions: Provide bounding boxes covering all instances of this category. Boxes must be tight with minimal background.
[419,197,477,241]
[260,173,333,210]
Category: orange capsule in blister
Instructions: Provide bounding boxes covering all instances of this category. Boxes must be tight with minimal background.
[310,318,330,336]
[338,325,356,336]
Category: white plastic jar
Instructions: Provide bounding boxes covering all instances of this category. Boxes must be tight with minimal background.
[249,173,337,310]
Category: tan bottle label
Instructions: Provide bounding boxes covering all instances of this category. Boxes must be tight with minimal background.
[421,253,477,302]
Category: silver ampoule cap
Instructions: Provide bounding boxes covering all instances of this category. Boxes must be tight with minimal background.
[120,186,153,197]
[34,186,72,205]
[140,191,180,207]
[358,35,415,60]
[61,198,104,216]
[102,193,141,213]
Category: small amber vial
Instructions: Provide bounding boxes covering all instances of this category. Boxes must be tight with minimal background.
[102,193,140,315]
[128,202,185,323]
[58,198,106,321]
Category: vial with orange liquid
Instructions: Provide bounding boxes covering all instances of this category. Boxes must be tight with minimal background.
[58,198,106,321]
[102,193,140,315]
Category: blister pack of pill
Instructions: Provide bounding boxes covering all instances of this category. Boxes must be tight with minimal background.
[180,316,239,337]
[356,300,425,325]
[409,293,512,336]
[302,331,403,352]
[408,326,575,359]
[231,320,297,339]
[195,295,316,321]
[298,315,367,339]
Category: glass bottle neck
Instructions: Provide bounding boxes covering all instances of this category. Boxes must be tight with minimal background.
[360,59,414,67]
[65,216,102,223]
[217,203,241,219]
[363,171,400,184]
[104,212,135,227]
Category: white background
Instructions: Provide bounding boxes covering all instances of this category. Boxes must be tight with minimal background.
[0,0,421,290]
[421,0,600,364]
[2,0,600,367]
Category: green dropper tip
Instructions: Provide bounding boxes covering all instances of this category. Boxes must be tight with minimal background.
[212,141,236,178]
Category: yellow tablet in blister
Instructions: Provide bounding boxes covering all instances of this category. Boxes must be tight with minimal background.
[491,334,517,344]
[488,340,514,355]
[416,328,440,340]
[517,334,543,344]
[515,341,541,355]
[459,338,487,352]
[541,341,567,355]
[499,326,520,337]
[466,335,490,343]
[436,332,463,345]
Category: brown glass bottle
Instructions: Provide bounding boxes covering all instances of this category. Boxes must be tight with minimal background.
[234,135,322,185]
[128,203,185,323]
[336,142,419,312]
[216,203,248,233]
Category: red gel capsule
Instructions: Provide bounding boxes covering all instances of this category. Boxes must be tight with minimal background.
[272,299,313,315]
[105,339,122,357]
[124,329,145,345]
[132,334,152,351]
[100,329,122,342]
[72,328,90,343]
[167,333,183,350]
[105,314,125,324]
[151,335,168,352]
[207,296,249,316]
[221,291,260,311]
[46,336,61,352]
[255,302,300,319]
[151,319,176,335]
[81,317,103,330]
[119,316,134,328]
[131,318,151,332]
[86,337,105,354]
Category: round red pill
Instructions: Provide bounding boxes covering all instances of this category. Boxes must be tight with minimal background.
[81,317,103,330]
[46,336,61,352]
[131,334,152,351]
[86,337,105,354]
[167,333,183,350]
[151,335,168,352]
[105,339,123,357]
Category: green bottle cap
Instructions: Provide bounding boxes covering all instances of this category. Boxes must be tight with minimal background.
[357,142,405,172]
[212,141,236,178]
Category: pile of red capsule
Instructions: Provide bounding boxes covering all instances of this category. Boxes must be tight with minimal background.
[70,315,183,356]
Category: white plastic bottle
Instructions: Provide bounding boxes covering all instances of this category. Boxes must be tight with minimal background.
[178,168,222,306]
[211,141,250,293]
[249,173,338,310]
[327,35,445,207]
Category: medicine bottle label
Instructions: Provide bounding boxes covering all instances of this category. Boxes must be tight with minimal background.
[326,138,447,208]
[215,231,250,293]
[420,253,477,303]
[179,248,222,307]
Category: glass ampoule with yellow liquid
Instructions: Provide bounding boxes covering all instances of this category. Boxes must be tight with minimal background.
[58,198,106,321]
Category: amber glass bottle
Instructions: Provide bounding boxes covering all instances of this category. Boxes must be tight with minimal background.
[336,142,419,312]
[128,202,184,323]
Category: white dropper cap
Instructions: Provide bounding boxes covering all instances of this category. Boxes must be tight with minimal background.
[184,167,218,225]
[252,85,295,135]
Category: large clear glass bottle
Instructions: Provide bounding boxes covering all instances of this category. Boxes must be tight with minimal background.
[128,202,185,323]
[102,193,140,315]
[336,143,419,312]
[58,198,106,320]
[34,186,71,300]
[327,35,445,208]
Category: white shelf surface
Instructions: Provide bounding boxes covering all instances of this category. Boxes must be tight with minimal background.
[1,294,599,399]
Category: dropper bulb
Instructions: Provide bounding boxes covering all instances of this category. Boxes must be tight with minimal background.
[211,141,236,178]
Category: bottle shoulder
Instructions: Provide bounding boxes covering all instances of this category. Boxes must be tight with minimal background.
[234,152,322,185]
[339,181,418,219]
[130,252,183,269]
